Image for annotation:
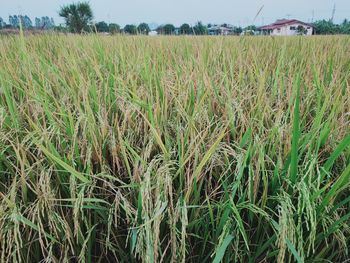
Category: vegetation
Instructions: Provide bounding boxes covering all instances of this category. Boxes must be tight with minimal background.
[59,2,93,33]
[313,19,350,34]
[157,24,176,35]
[138,23,151,35]
[95,21,109,32]
[193,22,208,35]
[124,24,138,35]
[35,17,55,30]
[108,23,120,34]
[8,15,33,29]
[0,17,4,28]
[180,23,192,35]
[0,34,350,262]
[233,26,243,35]
[0,16,55,30]
[2,11,350,36]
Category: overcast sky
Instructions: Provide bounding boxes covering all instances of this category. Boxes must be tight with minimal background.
[0,0,349,26]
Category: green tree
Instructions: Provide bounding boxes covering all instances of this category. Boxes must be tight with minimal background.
[124,24,137,35]
[245,25,257,31]
[158,24,175,35]
[313,20,340,35]
[0,17,4,29]
[95,21,109,32]
[193,22,207,35]
[179,23,192,35]
[59,2,93,33]
[137,23,150,34]
[340,19,350,34]
[109,23,120,34]
[233,26,243,35]
[241,25,257,35]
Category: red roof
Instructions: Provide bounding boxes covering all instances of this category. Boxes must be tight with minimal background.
[259,19,313,30]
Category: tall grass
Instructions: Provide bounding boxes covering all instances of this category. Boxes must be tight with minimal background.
[0,34,349,262]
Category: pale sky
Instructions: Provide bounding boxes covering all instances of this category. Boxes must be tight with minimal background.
[0,0,349,26]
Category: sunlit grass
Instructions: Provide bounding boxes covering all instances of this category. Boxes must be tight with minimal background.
[0,34,349,262]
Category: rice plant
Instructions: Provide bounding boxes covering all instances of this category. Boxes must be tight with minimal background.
[0,34,349,262]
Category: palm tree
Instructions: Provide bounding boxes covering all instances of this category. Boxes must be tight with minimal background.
[59,2,93,33]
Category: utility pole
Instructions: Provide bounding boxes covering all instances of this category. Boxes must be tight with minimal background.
[311,10,315,23]
[331,4,336,22]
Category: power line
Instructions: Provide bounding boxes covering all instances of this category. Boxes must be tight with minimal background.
[331,3,336,22]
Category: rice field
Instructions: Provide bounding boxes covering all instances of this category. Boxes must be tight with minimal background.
[0,34,349,262]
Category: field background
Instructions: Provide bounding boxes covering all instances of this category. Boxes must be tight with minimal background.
[0,35,349,262]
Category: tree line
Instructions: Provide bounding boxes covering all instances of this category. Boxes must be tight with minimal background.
[313,19,350,34]
[0,15,55,29]
[1,2,350,35]
[92,20,350,36]
[56,2,350,35]
[94,21,211,35]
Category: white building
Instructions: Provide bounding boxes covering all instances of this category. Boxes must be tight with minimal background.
[259,19,314,36]
[148,30,158,36]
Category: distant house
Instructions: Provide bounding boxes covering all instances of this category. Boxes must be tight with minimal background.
[208,25,233,35]
[259,19,314,36]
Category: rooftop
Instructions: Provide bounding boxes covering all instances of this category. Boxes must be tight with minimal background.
[259,19,314,30]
